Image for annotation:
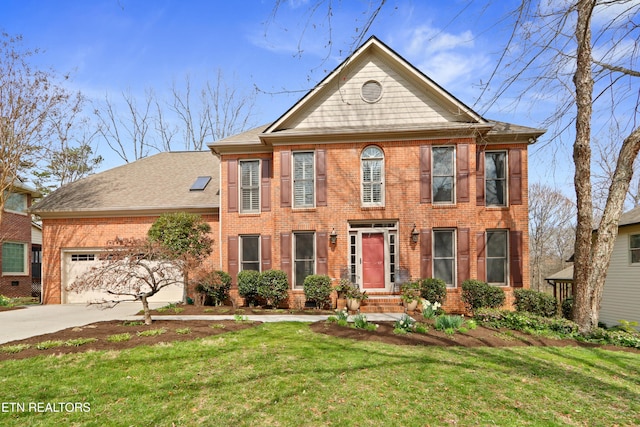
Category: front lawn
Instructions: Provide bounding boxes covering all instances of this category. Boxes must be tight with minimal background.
[1,322,639,426]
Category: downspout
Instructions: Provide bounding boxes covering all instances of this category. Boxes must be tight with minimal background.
[218,156,223,270]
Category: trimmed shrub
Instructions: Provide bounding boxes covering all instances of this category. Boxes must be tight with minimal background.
[562,297,573,320]
[474,308,579,336]
[513,289,557,317]
[417,278,447,306]
[258,269,290,308]
[237,270,261,306]
[461,279,505,312]
[303,275,333,309]
[0,295,11,307]
[194,270,232,306]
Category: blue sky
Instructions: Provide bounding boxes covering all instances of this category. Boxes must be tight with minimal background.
[3,0,630,195]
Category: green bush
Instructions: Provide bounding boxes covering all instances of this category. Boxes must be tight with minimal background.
[194,270,232,306]
[461,279,505,312]
[562,297,573,320]
[258,270,290,308]
[417,278,447,305]
[473,309,579,336]
[0,295,11,307]
[513,289,557,317]
[237,270,261,306]
[303,275,333,309]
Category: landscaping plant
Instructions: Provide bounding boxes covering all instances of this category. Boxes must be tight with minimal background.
[302,274,333,309]
[461,279,505,313]
[193,269,232,306]
[257,270,289,308]
[513,288,557,317]
[237,270,260,306]
[417,277,447,306]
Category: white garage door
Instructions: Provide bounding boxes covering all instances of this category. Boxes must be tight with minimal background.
[61,251,184,304]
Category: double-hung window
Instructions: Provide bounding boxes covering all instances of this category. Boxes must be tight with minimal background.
[485,151,507,206]
[294,232,315,288]
[240,160,260,213]
[2,242,27,275]
[433,229,456,287]
[361,146,384,206]
[293,152,314,208]
[630,234,640,264]
[486,230,508,286]
[240,235,260,271]
[432,146,455,203]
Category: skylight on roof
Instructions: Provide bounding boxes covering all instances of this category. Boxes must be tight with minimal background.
[190,176,211,191]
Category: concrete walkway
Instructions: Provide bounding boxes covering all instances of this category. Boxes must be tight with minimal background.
[0,304,407,344]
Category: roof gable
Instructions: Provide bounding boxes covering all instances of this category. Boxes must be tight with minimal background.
[266,36,486,135]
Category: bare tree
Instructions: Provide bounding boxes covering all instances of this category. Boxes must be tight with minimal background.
[529,183,576,291]
[0,32,81,225]
[93,89,157,163]
[67,237,183,325]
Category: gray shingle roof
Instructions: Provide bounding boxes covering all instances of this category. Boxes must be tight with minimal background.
[31,151,219,216]
[619,205,640,227]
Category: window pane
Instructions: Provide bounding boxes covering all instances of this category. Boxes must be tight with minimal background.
[434,259,454,285]
[485,153,505,179]
[432,147,453,175]
[486,180,505,206]
[293,153,314,207]
[487,259,506,283]
[295,260,314,287]
[362,146,383,159]
[433,231,453,257]
[631,234,640,249]
[2,243,25,273]
[487,232,507,257]
[4,192,26,213]
[433,177,453,203]
[241,235,260,272]
[240,161,259,212]
[295,233,314,259]
[294,153,313,179]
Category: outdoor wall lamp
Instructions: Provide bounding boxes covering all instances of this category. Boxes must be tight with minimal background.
[411,224,420,243]
[330,228,338,245]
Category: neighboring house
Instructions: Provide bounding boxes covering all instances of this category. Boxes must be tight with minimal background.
[1,181,41,298]
[33,36,544,312]
[31,221,43,300]
[31,152,220,304]
[598,206,640,328]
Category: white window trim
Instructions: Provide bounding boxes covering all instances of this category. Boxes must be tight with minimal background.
[485,150,509,207]
[239,160,261,214]
[2,242,28,276]
[486,229,509,287]
[240,235,261,272]
[432,146,456,205]
[432,228,457,288]
[629,234,640,265]
[292,152,315,209]
[360,146,385,207]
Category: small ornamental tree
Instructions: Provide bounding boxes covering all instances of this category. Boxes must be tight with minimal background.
[148,212,213,303]
[67,237,183,325]
[258,270,289,308]
[303,275,332,309]
[192,268,232,306]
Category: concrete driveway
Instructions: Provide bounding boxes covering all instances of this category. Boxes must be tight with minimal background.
[0,303,154,344]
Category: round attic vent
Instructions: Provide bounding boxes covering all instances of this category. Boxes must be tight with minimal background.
[361,80,383,103]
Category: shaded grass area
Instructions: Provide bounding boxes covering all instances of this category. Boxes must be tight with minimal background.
[1,322,639,426]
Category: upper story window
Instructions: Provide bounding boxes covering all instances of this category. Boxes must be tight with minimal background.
[630,234,640,264]
[240,160,260,213]
[293,152,315,208]
[2,242,27,275]
[4,191,27,214]
[486,230,508,286]
[485,151,507,206]
[361,146,384,206]
[432,146,455,203]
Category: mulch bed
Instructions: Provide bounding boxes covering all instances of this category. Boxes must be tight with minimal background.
[145,304,336,316]
[1,304,637,361]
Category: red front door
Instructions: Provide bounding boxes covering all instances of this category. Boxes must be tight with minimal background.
[362,233,385,289]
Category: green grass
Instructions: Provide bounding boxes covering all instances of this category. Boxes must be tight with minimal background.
[106,333,131,343]
[0,322,639,426]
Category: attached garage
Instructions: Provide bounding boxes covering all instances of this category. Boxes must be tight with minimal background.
[61,250,184,304]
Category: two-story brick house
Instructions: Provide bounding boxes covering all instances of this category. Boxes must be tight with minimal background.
[1,181,41,298]
[34,36,543,311]
[210,36,544,312]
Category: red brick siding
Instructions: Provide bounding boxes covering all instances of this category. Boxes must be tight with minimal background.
[220,139,530,311]
[0,196,34,298]
[41,213,220,304]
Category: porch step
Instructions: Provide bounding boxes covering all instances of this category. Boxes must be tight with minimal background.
[359,296,407,314]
